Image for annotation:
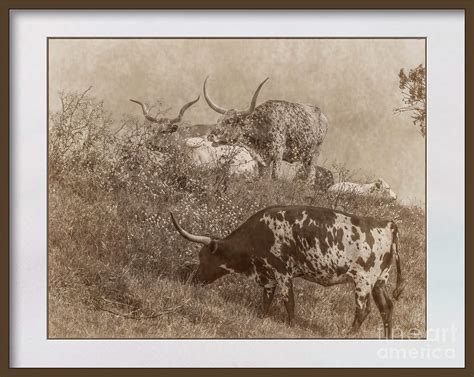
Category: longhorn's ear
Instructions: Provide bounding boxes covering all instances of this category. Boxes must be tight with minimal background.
[209,240,219,254]
[369,184,378,193]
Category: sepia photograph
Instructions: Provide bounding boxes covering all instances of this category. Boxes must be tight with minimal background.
[47,38,426,339]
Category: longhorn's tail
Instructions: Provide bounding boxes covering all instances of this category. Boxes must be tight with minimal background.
[391,223,405,300]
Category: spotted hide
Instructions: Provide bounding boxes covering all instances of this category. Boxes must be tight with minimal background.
[170,205,405,338]
[203,77,328,181]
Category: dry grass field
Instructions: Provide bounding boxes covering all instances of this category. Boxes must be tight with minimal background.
[48,90,425,339]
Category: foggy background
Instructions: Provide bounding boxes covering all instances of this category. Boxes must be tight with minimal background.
[49,38,425,204]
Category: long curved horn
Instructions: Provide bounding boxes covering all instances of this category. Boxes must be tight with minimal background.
[170,212,212,245]
[170,96,200,123]
[239,77,269,117]
[130,99,159,123]
[203,76,227,114]
[130,99,148,116]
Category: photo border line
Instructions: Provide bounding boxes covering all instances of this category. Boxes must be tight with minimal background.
[46,36,427,341]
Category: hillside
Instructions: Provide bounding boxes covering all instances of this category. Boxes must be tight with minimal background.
[48,92,425,339]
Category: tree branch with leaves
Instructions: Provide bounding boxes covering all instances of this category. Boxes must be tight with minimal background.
[394,64,426,137]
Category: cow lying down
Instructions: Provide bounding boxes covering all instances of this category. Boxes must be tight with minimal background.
[328,179,397,200]
[171,205,404,338]
[184,137,258,175]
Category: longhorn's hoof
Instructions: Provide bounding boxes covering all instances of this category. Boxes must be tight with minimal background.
[345,330,355,338]
[346,326,359,337]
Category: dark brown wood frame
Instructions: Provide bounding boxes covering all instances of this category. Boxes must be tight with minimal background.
[0,1,471,376]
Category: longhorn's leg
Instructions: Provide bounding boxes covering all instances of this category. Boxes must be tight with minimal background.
[270,139,285,179]
[265,161,274,180]
[262,284,277,317]
[272,158,284,180]
[372,280,394,339]
[349,278,372,335]
[307,147,321,183]
[275,273,295,326]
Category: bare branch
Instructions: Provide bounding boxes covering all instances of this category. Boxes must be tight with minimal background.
[95,298,191,320]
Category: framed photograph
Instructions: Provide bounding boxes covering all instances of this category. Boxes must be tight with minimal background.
[2,2,471,374]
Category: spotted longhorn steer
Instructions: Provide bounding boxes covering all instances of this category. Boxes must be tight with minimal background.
[203,77,328,181]
[171,205,404,338]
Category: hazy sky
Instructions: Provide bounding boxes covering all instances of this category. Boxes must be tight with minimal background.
[49,38,425,204]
